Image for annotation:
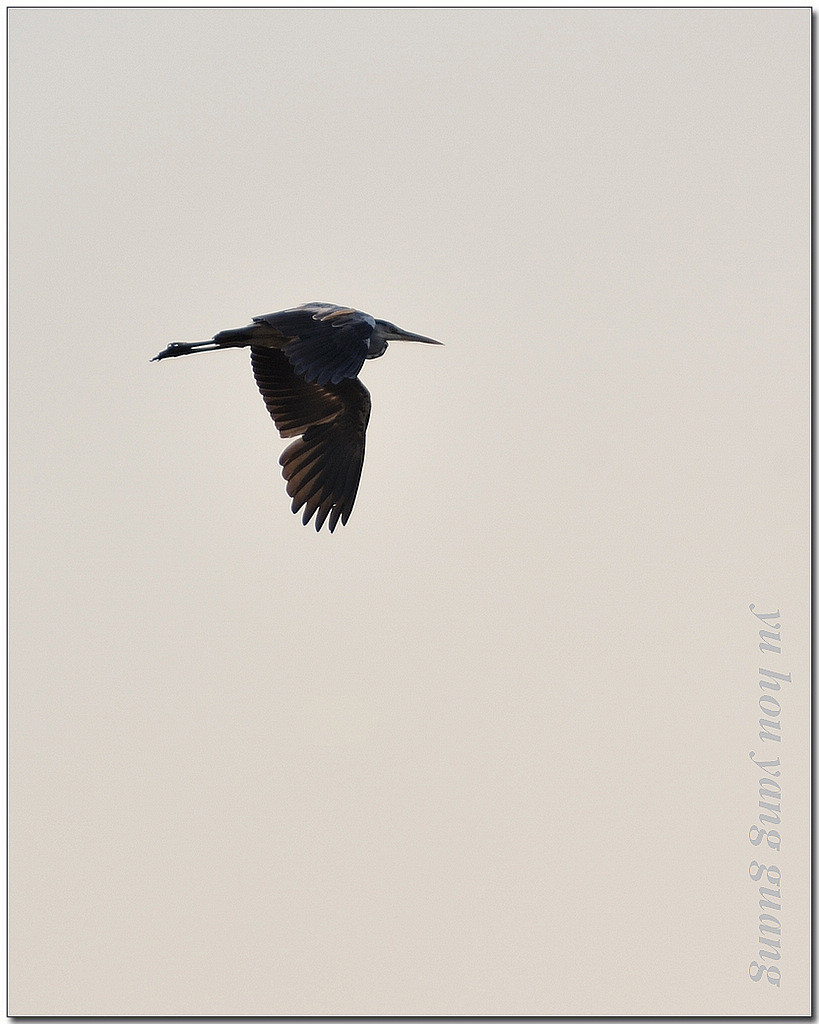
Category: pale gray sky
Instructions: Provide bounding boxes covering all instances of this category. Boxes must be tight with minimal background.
[9,8,810,1015]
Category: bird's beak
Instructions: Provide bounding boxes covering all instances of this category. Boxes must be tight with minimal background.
[387,326,443,345]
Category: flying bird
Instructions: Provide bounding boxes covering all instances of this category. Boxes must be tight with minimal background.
[152,303,442,532]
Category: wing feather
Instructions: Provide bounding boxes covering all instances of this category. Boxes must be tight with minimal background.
[253,303,374,387]
[250,346,371,532]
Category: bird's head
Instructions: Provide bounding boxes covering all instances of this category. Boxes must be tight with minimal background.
[368,319,443,359]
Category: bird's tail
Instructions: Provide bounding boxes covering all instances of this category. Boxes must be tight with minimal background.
[151,322,273,362]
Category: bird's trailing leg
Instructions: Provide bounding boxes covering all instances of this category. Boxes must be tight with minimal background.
[151,324,267,362]
[151,340,222,361]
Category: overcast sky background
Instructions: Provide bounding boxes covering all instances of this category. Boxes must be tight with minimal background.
[9,8,810,1015]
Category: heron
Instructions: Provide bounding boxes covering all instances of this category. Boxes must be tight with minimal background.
[152,302,442,532]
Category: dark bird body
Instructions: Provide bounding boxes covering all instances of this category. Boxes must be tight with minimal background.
[152,303,441,532]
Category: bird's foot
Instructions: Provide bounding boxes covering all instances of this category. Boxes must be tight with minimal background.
[151,342,194,362]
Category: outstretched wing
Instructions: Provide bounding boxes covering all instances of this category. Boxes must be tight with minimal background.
[250,346,371,532]
[252,303,374,387]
